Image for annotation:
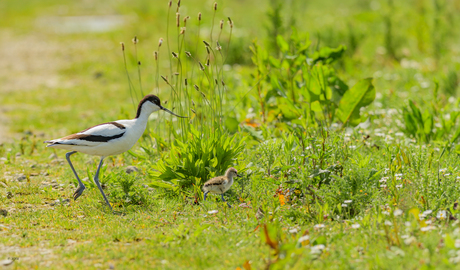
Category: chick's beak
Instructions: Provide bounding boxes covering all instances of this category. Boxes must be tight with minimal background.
[161,107,188,118]
[236,174,242,177]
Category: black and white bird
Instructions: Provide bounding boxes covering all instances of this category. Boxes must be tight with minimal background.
[203,167,241,207]
[44,95,186,211]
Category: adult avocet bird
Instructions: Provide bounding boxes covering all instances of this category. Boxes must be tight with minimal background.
[203,167,241,207]
[44,95,186,211]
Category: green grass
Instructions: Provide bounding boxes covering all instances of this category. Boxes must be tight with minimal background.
[3,132,460,269]
[3,0,460,269]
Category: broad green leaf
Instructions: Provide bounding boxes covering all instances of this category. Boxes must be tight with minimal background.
[422,110,433,138]
[308,65,327,96]
[325,86,332,100]
[225,117,239,133]
[451,126,460,143]
[278,103,300,120]
[330,76,349,103]
[312,45,346,64]
[403,108,417,136]
[268,56,281,68]
[455,144,460,154]
[311,100,322,112]
[242,125,264,141]
[276,35,289,53]
[409,100,423,127]
[337,78,375,126]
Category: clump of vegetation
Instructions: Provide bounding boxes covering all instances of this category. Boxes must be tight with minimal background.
[149,127,245,196]
[250,31,375,129]
[108,171,150,207]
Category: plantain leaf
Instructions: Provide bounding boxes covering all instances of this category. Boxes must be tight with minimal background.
[451,124,460,143]
[225,117,239,133]
[409,100,424,127]
[276,35,289,53]
[422,109,433,140]
[312,45,346,64]
[402,108,417,136]
[336,78,375,126]
[278,103,300,120]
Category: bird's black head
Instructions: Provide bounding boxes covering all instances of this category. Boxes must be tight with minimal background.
[145,94,162,107]
[136,95,162,118]
[135,94,187,119]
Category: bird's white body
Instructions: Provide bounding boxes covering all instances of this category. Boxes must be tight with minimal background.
[46,118,148,157]
[45,101,156,156]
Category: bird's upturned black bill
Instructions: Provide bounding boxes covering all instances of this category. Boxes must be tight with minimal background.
[162,107,188,118]
[237,174,242,177]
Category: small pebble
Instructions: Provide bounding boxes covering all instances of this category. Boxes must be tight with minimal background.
[51,158,65,165]
[238,203,252,209]
[67,239,77,244]
[125,166,139,174]
[51,199,60,206]
[86,159,94,165]
[15,174,27,182]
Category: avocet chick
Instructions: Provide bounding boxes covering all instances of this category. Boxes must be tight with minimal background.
[203,167,241,207]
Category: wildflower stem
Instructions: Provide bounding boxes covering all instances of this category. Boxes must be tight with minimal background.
[121,43,136,111]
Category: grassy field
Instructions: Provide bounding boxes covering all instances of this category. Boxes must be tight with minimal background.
[2,0,460,269]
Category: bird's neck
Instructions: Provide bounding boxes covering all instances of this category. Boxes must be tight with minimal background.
[135,104,153,122]
[227,175,234,184]
[132,106,152,131]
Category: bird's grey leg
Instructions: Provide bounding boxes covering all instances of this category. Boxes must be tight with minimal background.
[203,191,209,201]
[66,151,86,201]
[93,157,113,211]
[221,193,231,208]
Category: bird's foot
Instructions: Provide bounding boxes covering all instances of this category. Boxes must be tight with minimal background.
[73,185,86,201]
[227,202,232,208]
